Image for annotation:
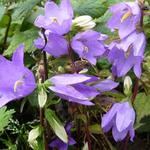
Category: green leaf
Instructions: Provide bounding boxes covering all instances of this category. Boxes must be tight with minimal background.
[0,106,15,132]
[0,5,5,21]
[134,93,150,132]
[12,0,41,23]
[71,0,107,18]
[45,109,68,143]
[88,124,102,134]
[4,28,38,56]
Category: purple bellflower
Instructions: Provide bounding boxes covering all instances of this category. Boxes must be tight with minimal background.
[49,74,99,105]
[0,44,36,107]
[34,0,73,35]
[34,31,68,57]
[49,74,118,105]
[50,123,76,150]
[71,30,107,65]
[101,101,135,142]
[108,46,143,78]
[107,2,141,39]
[113,31,146,57]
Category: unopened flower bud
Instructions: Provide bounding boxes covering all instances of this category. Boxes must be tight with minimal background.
[124,76,132,96]
[72,15,96,30]
[38,88,47,108]
[28,126,40,149]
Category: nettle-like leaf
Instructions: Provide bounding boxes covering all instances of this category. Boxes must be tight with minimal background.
[0,4,5,21]
[71,0,107,18]
[0,106,15,132]
[12,0,41,23]
[4,28,38,56]
[134,93,150,132]
[45,109,68,143]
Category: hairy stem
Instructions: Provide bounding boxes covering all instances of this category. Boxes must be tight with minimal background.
[39,29,49,150]
[131,78,139,104]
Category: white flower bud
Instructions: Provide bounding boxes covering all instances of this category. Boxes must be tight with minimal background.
[28,127,40,149]
[38,88,47,108]
[72,15,96,30]
[124,76,132,95]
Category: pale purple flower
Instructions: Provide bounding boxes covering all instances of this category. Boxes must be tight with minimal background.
[34,0,73,35]
[0,44,36,107]
[101,101,135,142]
[49,74,99,105]
[49,74,118,105]
[107,2,141,39]
[93,79,119,92]
[49,123,76,150]
[71,30,107,65]
[34,32,68,57]
[113,31,146,57]
[108,46,143,78]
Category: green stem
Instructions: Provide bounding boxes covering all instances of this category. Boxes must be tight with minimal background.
[2,13,11,53]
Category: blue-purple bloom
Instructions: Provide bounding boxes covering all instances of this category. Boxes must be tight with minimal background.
[107,2,141,39]
[108,46,143,78]
[50,123,76,150]
[101,101,135,142]
[0,44,36,107]
[113,31,146,57]
[34,0,73,35]
[49,74,118,105]
[34,32,68,57]
[71,30,107,65]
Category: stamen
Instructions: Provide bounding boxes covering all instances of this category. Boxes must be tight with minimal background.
[14,80,24,92]
[83,46,89,53]
[121,11,132,23]
[50,17,58,23]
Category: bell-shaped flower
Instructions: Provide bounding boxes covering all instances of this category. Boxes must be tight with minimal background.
[107,2,141,39]
[34,31,68,57]
[71,30,107,65]
[114,31,146,57]
[108,46,143,78]
[34,0,73,35]
[49,74,118,105]
[0,44,36,107]
[49,123,76,150]
[49,74,99,105]
[101,101,135,142]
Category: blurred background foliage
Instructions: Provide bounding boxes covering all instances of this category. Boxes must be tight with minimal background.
[0,0,150,149]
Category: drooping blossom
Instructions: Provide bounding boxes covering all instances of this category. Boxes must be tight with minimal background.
[108,46,143,78]
[34,0,73,35]
[113,31,146,57]
[49,74,118,105]
[0,44,36,107]
[34,32,68,57]
[107,2,141,39]
[101,101,135,142]
[49,123,76,150]
[71,30,107,65]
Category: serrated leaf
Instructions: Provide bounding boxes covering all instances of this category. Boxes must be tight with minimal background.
[4,28,38,56]
[0,5,5,21]
[134,93,150,132]
[71,0,107,18]
[12,0,40,23]
[45,109,68,143]
[0,106,14,132]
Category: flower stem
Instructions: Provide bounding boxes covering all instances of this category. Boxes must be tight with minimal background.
[39,29,49,150]
[67,34,77,73]
[2,13,11,53]
[131,78,139,104]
